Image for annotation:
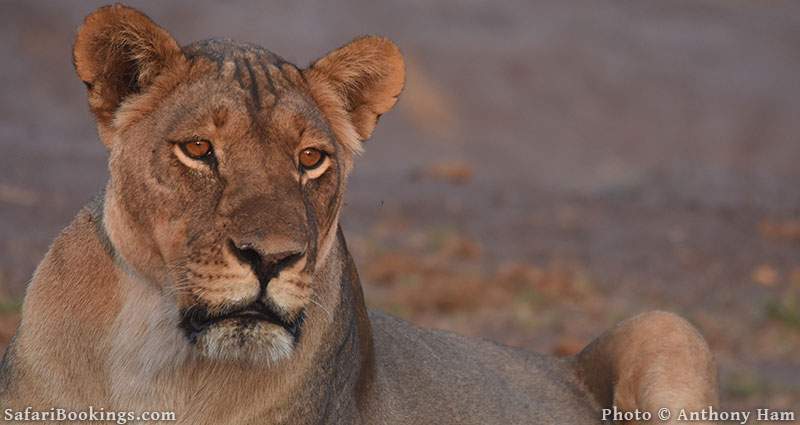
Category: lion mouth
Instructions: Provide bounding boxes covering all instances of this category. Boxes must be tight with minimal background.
[181,301,303,343]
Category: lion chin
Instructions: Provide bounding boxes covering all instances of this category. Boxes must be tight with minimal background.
[195,319,296,364]
[181,304,305,364]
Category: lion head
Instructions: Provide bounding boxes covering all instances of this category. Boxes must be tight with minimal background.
[72,5,404,364]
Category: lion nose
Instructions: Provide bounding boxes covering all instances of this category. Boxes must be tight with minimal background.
[228,239,303,286]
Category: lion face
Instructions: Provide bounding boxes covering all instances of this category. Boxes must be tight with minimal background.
[73,5,404,363]
[113,44,343,363]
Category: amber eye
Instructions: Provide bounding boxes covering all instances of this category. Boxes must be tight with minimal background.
[180,140,213,159]
[299,148,325,170]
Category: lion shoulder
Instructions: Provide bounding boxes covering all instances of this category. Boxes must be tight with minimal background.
[25,198,120,326]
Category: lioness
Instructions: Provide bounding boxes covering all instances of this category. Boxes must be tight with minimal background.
[0,5,718,424]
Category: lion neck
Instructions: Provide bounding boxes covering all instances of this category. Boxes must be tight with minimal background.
[106,223,374,425]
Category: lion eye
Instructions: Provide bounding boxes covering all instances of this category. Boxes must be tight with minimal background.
[180,140,213,160]
[299,148,324,170]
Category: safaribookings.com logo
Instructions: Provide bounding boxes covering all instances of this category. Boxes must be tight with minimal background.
[3,406,176,424]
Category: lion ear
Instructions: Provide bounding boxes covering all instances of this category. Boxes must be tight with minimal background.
[304,36,405,147]
[73,4,185,135]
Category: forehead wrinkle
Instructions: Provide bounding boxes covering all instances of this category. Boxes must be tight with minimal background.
[185,39,289,110]
[253,57,281,104]
[182,40,335,158]
[215,68,272,150]
[247,55,278,111]
[260,60,296,96]
[184,38,286,65]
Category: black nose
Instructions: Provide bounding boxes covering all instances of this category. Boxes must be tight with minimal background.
[228,239,303,287]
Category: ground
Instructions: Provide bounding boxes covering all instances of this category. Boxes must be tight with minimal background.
[1,0,799,416]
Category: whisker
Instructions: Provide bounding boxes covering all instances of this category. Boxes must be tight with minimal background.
[308,295,333,322]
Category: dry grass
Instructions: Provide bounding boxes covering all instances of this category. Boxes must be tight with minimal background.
[356,224,610,357]
[759,218,800,242]
[413,161,474,185]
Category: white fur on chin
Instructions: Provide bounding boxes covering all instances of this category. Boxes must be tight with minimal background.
[196,320,295,364]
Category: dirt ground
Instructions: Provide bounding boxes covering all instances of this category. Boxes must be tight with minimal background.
[1,0,799,415]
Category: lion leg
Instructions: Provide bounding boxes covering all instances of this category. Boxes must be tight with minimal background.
[574,311,718,424]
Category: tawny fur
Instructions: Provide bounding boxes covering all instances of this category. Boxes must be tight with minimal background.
[0,5,718,424]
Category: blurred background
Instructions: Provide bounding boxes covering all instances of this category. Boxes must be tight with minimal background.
[1,0,799,414]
